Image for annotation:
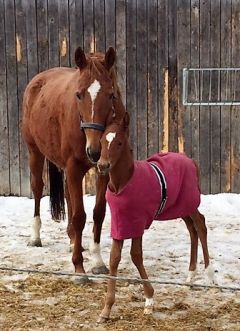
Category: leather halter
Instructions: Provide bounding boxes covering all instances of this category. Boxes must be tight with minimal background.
[80,105,116,132]
[80,100,116,132]
[80,121,105,132]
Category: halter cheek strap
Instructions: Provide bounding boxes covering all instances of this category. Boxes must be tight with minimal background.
[80,121,105,132]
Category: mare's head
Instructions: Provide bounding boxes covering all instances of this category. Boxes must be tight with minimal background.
[97,112,130,174]
[75,47,124,163]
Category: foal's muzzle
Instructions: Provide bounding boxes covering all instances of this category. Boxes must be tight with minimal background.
[97,161,111,175]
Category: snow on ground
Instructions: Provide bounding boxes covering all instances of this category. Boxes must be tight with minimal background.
[0,193,239,288]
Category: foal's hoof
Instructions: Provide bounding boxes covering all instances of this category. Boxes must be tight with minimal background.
[144,306,154,315]
[92,265,109,275]
[97,315,110,323]
[27,239,42,247]
[186,270,197,284]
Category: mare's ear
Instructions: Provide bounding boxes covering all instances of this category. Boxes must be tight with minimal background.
[104,47,116,70]
[75,47,87,70]
[123,112,130,130]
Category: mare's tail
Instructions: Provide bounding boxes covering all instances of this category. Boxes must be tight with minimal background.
[48,161,65,220]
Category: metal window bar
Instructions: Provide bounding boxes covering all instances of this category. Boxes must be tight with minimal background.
[183,68,240,106]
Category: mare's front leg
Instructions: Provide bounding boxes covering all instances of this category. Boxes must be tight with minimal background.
[131,237,154,314]
[28,147,45,247]
[90,172,109,274]
[99,239,123,322]
[183,216,199,283]
[66,159,88,273]
[65,179,73,251]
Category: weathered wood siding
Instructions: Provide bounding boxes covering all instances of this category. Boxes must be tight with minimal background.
[0,0,240,196]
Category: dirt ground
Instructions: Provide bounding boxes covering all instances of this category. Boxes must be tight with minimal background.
[0,272,239,331]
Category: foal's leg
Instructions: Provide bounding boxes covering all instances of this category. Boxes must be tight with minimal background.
[99,239,123,322]
[183,216,199,283]
[28,147,45,247]
[190,210,216,284]
[65,159,88,273]
[90,173,109,274]
[130,237,154,314]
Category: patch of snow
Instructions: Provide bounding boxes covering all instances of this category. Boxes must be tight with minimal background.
[0,194,239,288]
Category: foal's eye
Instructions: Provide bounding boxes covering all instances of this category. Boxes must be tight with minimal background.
[109,93,115,100]
[118,142,122,146]
[76,91,82,100]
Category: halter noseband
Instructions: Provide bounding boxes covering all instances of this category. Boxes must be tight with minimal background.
[80,121,105,132]
[80,99,116,132]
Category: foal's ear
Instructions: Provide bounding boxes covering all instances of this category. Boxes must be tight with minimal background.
[104,47,116,70]
[75,47,87,70]
[123,112,130,130]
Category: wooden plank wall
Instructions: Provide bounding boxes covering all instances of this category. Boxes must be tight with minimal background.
[1,0,240,196]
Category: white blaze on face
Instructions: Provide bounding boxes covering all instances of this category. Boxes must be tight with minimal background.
[87,79,101,120]
[106,132,116,149]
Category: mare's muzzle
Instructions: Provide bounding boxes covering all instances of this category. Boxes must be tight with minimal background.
[81,121,105,163]
[86,147,101,163]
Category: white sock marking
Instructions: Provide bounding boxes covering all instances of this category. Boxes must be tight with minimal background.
[31,216,41,241]
[205,263,217,285]
[145,297,154,307]
[144,297,154,315]
[89,237,105,268]
[106,132,116,149]
[186,269,197,283]
[87,79,101,120]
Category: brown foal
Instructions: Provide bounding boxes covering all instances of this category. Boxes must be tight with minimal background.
[97,112,216,321]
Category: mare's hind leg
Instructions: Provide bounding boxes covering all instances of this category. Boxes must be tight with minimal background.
[130,237,154,314]
[183,216,198,283]
[190,210,216,284]
[90,173,109,274]
[28,147,45,247]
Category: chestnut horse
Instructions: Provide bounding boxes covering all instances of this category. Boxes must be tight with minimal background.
[97,113,216,321]
[22,47,125,274]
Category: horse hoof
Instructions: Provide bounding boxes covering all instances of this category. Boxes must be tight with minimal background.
[144,306,153,315]
[73,275,91,285]
[97,315,109,323]
[186,270,197,284]
[92,265,109,275]
[27,239,42,247]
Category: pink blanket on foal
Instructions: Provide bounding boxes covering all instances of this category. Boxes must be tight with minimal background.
[106,152,200,240]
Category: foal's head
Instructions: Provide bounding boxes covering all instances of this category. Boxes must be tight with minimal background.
[97,112,130,174]
[74,47,124,163]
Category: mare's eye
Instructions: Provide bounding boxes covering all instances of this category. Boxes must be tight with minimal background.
[110,93,115,100]
[118,142,122,146]
[76,91,82,100]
